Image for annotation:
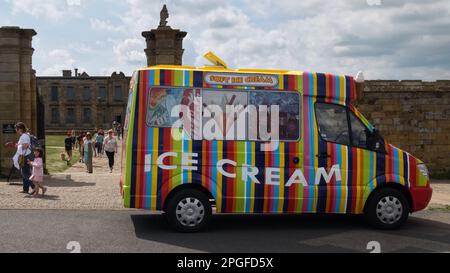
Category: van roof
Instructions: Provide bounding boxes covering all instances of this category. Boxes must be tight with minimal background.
[137,65,356,77]
[136,65,357,103]
[137,65,300,75]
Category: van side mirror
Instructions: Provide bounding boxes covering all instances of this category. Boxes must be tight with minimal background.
[371,129,386,153]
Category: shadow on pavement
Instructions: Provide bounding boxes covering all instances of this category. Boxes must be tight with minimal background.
[1,177,95,188]
[24,194,60,201]
[46,175,96,188]
[130,213,450,253]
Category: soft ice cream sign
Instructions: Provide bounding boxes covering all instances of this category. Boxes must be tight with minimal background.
[205,73,278,87]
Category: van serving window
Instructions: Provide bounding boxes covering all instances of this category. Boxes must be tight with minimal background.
[146,87,301,142]
[202,90,248,140]
[249,91,300,141]
[146,87,193,127]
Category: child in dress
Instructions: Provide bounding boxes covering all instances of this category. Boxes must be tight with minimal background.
[28,148,46,197]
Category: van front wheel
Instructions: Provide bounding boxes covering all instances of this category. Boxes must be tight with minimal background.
[165,189,212,232]
[364,187,410,230]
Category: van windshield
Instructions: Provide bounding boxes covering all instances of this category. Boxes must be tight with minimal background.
[315,102,379,151]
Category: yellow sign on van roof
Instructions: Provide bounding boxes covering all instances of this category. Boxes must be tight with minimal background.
[203,51,228,68]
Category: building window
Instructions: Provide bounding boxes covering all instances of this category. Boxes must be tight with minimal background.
[114,85,122,101]
[83,87,91,101]
[67,86,75,101]
[83,108,92,123]
[51,86,58,101]
[51,108,59,124]
[99,86,106,101]
[66,108,75,124]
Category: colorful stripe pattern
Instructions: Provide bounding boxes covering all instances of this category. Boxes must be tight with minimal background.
[121,69,426,214]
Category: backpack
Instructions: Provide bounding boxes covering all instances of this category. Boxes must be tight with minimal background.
[28,133,40,150]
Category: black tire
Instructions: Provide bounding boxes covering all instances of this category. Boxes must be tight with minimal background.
[165,189,212,232]
[364,187,410,230]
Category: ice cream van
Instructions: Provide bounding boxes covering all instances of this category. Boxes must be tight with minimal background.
[120,52,432,232]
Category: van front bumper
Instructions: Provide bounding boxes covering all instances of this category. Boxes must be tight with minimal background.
[410,186,433,212]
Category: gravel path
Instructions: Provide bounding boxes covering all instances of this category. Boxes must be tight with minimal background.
[0,145,124,210]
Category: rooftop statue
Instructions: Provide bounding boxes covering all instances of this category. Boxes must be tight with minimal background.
[159,5,169,27]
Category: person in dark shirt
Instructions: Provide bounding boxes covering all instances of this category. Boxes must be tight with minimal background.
[70,130,77,146]
[76,132,85,163]
[64,131,73,165]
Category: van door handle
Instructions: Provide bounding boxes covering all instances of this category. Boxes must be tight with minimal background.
[316,153,331,159]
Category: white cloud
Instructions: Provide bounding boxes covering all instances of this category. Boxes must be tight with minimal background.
[40,49,78,75]
[112,38,146,66]
[182,0,450,80]
[66,0,81,6]
[7,0,82,21]
[68,43,93,54]
[90,18,125,33]
[11,0,450,79]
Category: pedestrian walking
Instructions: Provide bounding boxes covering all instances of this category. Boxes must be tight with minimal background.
[64,131,73,165]
[93,131,97,158]
[83,132,94,173]
[103,129,118,173]
[71,130,77,146]
[28,148,46,197]
[11,122,35,194]
[94,128,105,157]
[77,131,85,163]
[116,124,122,140]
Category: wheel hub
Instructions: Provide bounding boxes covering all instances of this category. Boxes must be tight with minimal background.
[175,197,205,227]
[376,196,403,225]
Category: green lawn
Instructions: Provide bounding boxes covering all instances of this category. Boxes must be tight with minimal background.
[45,135,80,174]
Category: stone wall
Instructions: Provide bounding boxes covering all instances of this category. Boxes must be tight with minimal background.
[0,26,37,177]
[358,80,450,178]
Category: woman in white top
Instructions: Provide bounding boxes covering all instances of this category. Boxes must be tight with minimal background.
[14,122,35,194]
[103,129,118,173]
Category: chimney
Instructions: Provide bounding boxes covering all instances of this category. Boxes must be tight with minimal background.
[62,70,72,77]
[74,68,78,77]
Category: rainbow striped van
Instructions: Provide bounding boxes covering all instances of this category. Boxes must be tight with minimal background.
[120,57,432,232]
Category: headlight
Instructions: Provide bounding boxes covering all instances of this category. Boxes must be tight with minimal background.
[417,164,429,180]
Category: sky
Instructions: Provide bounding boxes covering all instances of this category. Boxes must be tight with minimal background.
[1,0,449,80]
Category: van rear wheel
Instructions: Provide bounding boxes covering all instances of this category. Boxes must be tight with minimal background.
[364,187,410,230]
[165,189,212,232]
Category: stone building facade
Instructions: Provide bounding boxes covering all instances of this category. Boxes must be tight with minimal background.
[37,70,130,132]
[359,80,450,178]
[0,26,37,176]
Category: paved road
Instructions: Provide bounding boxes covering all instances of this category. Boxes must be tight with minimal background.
[0,209,449,253]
